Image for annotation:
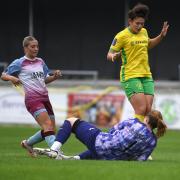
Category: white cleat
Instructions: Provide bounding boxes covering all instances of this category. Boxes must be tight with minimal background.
[63,155,80,160]
[33,147,50,155]
[148,155,153,161]
[33,147,62,159]
[21,140,37,157]
[47,149,59,159]
[33,148,58,158]
[33,147,80,160]
[56,154,80,160]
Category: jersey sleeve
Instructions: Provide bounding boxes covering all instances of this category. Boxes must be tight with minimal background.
[42,60,50,77]
[109,33,124,52]
[5,59,21,76]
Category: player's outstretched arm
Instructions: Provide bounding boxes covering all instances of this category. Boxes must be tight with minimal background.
[148,21,169,49]
[45,70,62,84]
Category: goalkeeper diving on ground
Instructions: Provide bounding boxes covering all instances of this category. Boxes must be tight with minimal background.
[34,109,167,161]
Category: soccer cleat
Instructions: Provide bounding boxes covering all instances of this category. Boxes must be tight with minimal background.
[21,140,37,157]
[55,154,80,160]
[148,155,153,160]
[33,147,79,160]
[33,148,59,158]
[46,149,59,159]
[60,155,80,160]
[33,147,49,156]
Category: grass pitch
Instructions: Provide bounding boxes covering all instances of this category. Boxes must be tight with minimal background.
[0,125,180,180]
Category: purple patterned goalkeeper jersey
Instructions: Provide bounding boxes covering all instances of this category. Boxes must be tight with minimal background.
[95,118,157,161]
[4,56,50,101]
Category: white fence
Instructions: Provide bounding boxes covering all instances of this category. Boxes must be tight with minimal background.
[0,85,180,129]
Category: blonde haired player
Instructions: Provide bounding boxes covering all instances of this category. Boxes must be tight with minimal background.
[1,36,61,157]
[107,3,169,122]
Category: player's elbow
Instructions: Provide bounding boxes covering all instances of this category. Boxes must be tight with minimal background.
[1,73,7,81]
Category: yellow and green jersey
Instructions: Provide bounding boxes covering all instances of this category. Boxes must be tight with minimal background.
[110,27,152,82]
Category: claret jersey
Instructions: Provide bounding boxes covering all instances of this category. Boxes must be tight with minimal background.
[5,56,50,101]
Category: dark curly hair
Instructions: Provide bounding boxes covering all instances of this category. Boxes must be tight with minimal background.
[128,3,149,20]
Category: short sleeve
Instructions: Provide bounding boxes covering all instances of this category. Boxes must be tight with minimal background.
[5,59,21,76]
[42,60,50,77]
[110,33,124,52]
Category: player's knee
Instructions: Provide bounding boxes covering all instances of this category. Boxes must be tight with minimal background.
[66,117,79,126]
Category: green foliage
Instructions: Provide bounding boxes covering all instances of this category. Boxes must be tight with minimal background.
[0,125,180,180]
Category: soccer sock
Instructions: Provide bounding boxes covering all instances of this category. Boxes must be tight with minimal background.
[26,130,44,146]
[43,131,56,147]
[134,114,145,122]
[50,141,62,152]
[55,120,72,144]
[73,155,80,160]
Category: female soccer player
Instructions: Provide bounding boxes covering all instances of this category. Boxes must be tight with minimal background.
[107,4,169,122]
[1,36,61,157]
[34,110,167,161]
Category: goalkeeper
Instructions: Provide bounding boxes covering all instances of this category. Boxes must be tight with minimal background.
[34,110,167,161]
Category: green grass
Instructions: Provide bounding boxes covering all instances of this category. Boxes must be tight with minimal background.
[0,125,180,180]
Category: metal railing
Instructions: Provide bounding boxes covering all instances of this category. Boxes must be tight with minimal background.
[58,70,98,80]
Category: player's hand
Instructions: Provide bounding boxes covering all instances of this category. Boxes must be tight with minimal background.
[111,52,121,62]
[160,21,169,37]
[10,76,21,87]
[53,70,62,80]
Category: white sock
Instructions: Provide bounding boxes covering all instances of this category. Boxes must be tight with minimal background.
[73,155,80,160]
[50,141,62,152]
